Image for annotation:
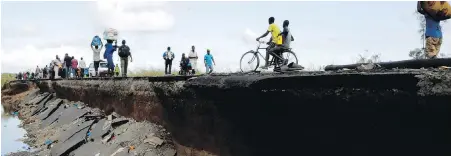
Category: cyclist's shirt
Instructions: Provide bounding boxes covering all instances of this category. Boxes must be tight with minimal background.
[268,23,281,44]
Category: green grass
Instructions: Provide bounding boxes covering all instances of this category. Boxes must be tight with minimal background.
[127,68,204,77]
[1,73,16,87]
[128,69,166,77]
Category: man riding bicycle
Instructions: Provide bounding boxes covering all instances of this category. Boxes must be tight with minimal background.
[256,17,283,69]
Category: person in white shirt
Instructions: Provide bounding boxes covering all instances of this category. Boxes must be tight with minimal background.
[35,66,41,79]
[79,57,86,78]
[188,45,198,74]
[92,45,103,77]
[51,55,62,79]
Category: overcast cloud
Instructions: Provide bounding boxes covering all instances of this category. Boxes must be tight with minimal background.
[1,1,450,73]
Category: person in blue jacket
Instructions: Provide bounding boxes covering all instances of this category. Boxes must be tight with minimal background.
[104,40,117,77]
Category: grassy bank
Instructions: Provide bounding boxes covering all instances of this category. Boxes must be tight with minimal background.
[1,73,16,87]
[127,68,203,77]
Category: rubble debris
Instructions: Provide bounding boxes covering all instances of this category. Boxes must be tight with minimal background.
[50,120,94,156]
[31,93,53,116]
[39,99,63,120]
[143,134,164,147]
[90,119,111,140]
[52,106,88,127]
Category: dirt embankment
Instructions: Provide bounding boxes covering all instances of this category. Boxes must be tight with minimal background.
[1,81,38,114]
[3,70,451,156]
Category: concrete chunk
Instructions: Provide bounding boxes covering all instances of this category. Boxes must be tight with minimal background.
[32,94,54,116]
[53,107,88,127]
[90,119,111,140]
[39,99,63,120]
[57,120,94,143]
[40,104,65,128]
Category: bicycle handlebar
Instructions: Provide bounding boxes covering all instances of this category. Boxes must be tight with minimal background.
[257,40,266,44]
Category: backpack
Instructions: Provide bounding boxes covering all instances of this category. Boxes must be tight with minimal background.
[118,45,130,57]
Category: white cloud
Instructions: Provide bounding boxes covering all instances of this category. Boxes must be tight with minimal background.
[1,45,92,73]
[95,0,174,32]
[242,28,272,45]
[242,28,258,44]
[2,24,40,38]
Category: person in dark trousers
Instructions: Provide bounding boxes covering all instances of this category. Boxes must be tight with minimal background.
[256,16,281,69]
[118,40,133,77]
[64,53,72,79]
[43,65,48,79]
[18,72,22,80]
[163,47,175,75]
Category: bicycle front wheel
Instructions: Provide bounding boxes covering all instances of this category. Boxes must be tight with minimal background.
[240,51,260,73]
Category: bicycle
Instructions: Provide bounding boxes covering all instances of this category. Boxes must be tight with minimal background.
[240,40,298,73]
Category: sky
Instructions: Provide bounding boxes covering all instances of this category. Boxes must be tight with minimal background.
[1,0,450,73]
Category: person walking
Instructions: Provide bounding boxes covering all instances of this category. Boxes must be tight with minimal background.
[118,40,132,77]
[35,66,41,79]
[52,55,62,79]
[79,57,86,78]
[114,64,120,77]
[63,53,72,79]
[163,47,175,75]
[71,56,78,78]
[188,45,198,74]
[204,49,216,74]
[43,65,48,79]
[417,2,444,59]
[104,40,117,77]
[18,72,22,80]
[92,44,103,77]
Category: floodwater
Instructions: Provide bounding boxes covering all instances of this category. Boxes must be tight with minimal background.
[1,106,29,156]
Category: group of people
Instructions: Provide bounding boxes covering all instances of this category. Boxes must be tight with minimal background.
[163,45,216,75]
[47,54,87,79]
[16,3,445,80]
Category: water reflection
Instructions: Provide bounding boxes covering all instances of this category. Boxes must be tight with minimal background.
[1,106,29,155]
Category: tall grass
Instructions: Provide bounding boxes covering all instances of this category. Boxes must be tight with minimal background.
[1,73,16,87]
[128,69,166,77]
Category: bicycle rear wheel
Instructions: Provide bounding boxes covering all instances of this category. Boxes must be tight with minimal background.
[280,50,298,66]
[240,51,260,72]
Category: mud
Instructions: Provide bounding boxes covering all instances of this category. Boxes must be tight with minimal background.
[3,69,451,156]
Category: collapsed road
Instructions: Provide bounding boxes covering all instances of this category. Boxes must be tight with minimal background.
[2,69,451,156]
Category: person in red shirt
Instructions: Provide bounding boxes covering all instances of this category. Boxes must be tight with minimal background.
[71,56,78,78]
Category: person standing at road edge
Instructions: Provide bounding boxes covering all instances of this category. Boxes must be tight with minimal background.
[204,49,216,74]
[188,45,198,74]
[163,47,175,75]
[64,53,72,79]
[79,57,86,78]
[52,55,62,79]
